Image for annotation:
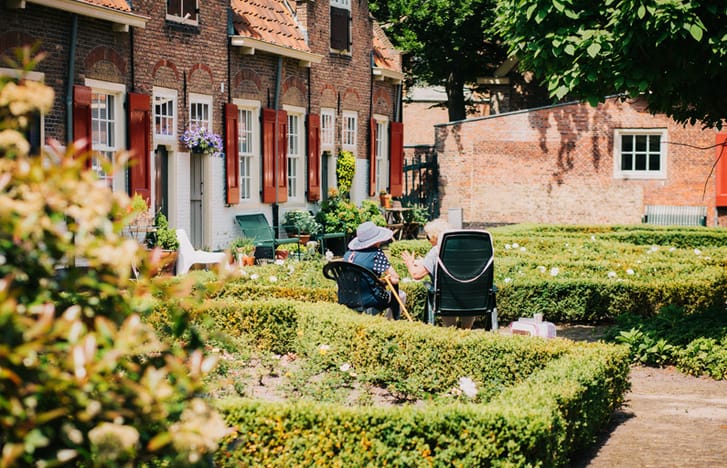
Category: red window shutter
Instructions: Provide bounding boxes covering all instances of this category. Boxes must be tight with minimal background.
[72,84,92,168]
[307,113,321,202]
[369,118,377,196]
[225,103,240,205]
[716,132,727,207]
[262,108,288,203]
[277,109,288,203]
[388,121,404,197]
[127,92,151,203]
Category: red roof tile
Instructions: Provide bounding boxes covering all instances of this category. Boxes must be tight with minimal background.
[372,21,401,73]
[231,0,310,53]
[77,0,132,12]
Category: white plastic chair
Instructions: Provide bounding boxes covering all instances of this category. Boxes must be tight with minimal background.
[175,229,227,275]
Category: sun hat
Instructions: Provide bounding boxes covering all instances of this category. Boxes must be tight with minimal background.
[347,221,394,250]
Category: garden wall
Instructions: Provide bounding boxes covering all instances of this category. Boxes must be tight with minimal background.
[434,97,724,227]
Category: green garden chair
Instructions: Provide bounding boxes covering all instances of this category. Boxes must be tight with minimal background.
[427,229,498,329]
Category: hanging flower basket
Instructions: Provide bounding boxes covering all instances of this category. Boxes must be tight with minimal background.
[180,127,224,158]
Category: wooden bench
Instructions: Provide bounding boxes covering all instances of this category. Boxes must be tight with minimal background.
[235,213,300,259]
[642,205,707,227]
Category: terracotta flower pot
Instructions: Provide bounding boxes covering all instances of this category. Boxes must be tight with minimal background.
[275,250,289,260]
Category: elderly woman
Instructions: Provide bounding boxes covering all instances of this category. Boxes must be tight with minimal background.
[401,219,475,329]
[343,221,405,319]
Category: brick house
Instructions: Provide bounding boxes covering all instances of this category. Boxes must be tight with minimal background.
[435,97,727,227]
[1,0,404,250]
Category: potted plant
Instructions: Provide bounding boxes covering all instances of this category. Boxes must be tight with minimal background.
[146,212,179,274]
[230,237,256,266]
[379,189,392,208]
[283,210,321,244]
[402,203,430,239]
[180,127,224,158]
[125,193,155,242]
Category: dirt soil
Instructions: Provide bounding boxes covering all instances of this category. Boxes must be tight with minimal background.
[558,326,727,468]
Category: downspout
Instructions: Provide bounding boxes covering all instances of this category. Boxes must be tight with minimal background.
[394,83,402,123]
[227,9,233,103]
[272,56,283,228]
[65,14,79,145]
[307,66,311,202]
[369,51,374,195]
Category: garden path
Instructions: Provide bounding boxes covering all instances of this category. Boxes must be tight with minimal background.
[558,326,727,468]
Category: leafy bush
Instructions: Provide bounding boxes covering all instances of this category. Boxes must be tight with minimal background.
[282,209,321,236]
[150,211,180,250]
[316,190,363,235]
[184,300,630,467]
[603,304,727,377]
[336,150,355,196]
[0,51,227,466]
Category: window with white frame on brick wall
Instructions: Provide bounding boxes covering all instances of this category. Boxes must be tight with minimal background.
[330,0,351,52]
[236,100,259,202]
[86,79,126,192]
[189,93,212,132]
[342,110,357,156]
[613,128,667,180]
[167,0,198,24]
[321,108,335,150]
[285,105,305,200]
[153,87,177,145]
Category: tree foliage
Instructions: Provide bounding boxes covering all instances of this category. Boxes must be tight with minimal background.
[494,0,727,128]
[369,0,507,121]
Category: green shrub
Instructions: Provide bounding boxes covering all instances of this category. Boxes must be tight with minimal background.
[336,149,355,196]
[0,52,226,466]
[191,300,630,466]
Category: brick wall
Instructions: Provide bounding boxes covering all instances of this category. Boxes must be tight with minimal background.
[436,97,723,227]
[1,3,132,143]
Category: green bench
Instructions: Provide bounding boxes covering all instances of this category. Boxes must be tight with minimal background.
[235,213,300,259]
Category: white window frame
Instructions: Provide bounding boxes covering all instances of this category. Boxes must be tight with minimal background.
[189,93,212,132]
[374,115,389,193]
[284,105,305,200]
[613,128,667,180]
[235,99,260,202]
[320,108,335,150]
[85,78,126,192]
[166,0,199,25]
[342,110,357,155]
[153,87,178,145]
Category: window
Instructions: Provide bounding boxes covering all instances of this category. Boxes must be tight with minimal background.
[321,108,335,150]
[87,79,125,191]
[330,0,351,52]
[236,100,259,201]
[167,0,198,24]
[374,117,389,192]
[286,107,305,199]
[614,129,667,179]
[153,87,177,144]
[342,111,357,153]
[189,94,212,131]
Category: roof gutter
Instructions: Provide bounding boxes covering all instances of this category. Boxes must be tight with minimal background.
[230,36,323,68]
[372,66,404,84]
[25,0,148,30]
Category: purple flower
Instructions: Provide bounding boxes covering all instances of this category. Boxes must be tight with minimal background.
[180,127,224,157]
